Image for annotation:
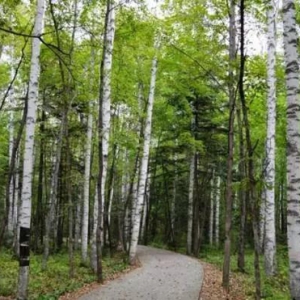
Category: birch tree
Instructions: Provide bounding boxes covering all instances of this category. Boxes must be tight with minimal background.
[97,0,116,281]
[17,0,45,298]
[209,178,214,245]
[81,102,93,264]
[214,176,220,245]
[129,39,159,265]
[282,0,300,298]
[90,187,98,272]
[186,153,195,255]
[263,0,277,276]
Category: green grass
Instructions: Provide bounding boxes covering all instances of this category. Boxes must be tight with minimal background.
[0,250,128,300]
[200,245,290,300]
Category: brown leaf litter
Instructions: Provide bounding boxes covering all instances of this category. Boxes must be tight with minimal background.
[199,262,247,300]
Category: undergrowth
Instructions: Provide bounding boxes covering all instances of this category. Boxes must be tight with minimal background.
[200,245,289,300]
[0,249,128,300]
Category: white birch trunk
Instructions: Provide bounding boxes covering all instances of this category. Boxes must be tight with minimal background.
[130,169,139,238]
[214,176,220,245]
[186,154,195,255]
[17,0,45,298]
[121,155,130,249]
[209,179,214,246]
[96,0,115,277]
[129,42,158,265]
[260,189,266,253]
[141,174,150,241]
[264,0,277,276]
[75,193,82,250]
[100,0,115,210]
[90,187,98,272]
[108,185,114,229]
[81,103,93,264]
[283,0,300,297]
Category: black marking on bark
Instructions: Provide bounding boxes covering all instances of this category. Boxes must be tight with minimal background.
[283,1,295,13]
[287,209,300,217]
[19,227,30,267]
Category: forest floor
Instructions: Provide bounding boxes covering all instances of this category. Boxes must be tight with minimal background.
[0,245,290,300]
[200,262,246,300]
[200,246,290,300]
[0,249,130,299]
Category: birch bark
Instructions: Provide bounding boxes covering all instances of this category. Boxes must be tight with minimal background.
[282,0,300,297]
[186,153,195,255]
[141,174,150,242]
[17,0,45,298]
[209,178,214,246]
[81,103,93,264]
[264,0,277,276]
[215,176,220,245]
[97,0,115,281]
[75,192,82,250]
[129,40,159,265]
[260,188,266,253]
[90,187,98,272]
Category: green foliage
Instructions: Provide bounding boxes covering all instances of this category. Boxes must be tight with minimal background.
[0,250,128,299]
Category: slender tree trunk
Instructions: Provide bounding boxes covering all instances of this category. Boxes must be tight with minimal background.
[170,152,177,244]
[17,0,45,298]
[13,151,20,255]
[91,186,98,272]
[214,176,220,246]
[81,102,93,264]
[209,177,214,246]
[259,188,266,253]
[282,0,300,298]
[7,84,15,237]
[222,0,236,291]
[121,152,130,251]
[35,106,45,251]
[66,125,74,278]
[141,174,150,242]
[187,153,195,255]
[74,190,82,250]
[237,103,246,271]
[97,0,115,282]
[192,154,201,256]
[264,0,277,277]
[129,39,159,265]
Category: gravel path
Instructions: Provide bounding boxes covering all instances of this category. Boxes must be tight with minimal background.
[79,245,203,300]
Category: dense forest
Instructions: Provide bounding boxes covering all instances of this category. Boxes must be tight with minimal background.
[0,0,299,299]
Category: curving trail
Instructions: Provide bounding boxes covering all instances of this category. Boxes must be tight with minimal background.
[79,245,203,300]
